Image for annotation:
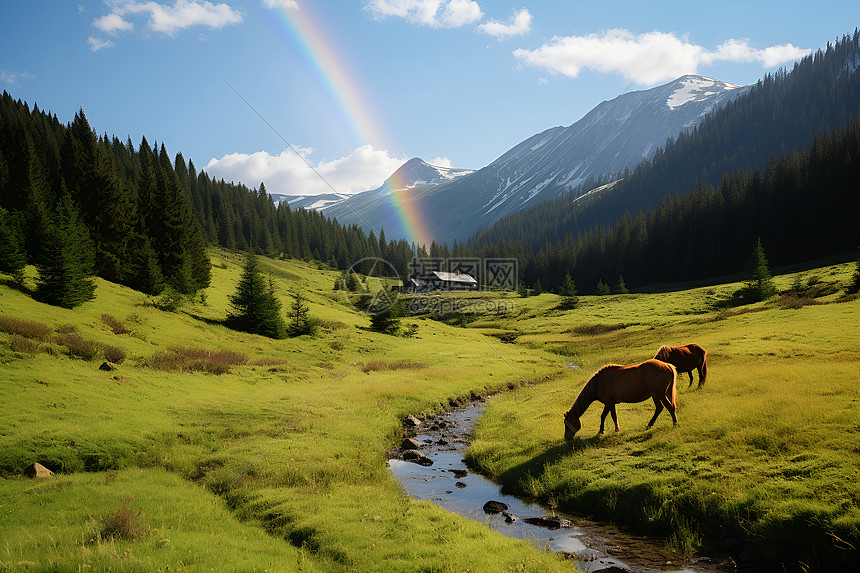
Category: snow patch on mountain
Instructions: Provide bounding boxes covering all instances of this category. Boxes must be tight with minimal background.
[666,76,742,110]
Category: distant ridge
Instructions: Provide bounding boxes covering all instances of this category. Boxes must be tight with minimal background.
[318,75,748,243]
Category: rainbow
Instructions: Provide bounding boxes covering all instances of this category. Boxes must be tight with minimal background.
[265,1,431,250]
[379,171,433,251]
[267,2,384,147]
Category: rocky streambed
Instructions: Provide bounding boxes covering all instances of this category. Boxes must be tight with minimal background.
[388,402,730,573]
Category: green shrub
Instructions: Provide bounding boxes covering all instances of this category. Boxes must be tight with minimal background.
[8,334,42,354]
[99,498,150,541]
[55,332,100,360]
[102,344,126,364]
[101,313,129,335]
[0,316,53,340]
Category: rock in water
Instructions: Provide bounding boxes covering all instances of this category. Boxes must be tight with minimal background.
[401,437,421,450]
[522,515,572,529]
[482,500,509,514]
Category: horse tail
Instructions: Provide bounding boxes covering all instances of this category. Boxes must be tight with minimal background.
[700,348,708,386]
[668,363,677,408]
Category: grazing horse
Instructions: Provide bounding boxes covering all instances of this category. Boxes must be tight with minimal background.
[564,359,678,441]
[654,343,708,389]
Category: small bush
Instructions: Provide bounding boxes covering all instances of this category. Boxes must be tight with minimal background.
[55,332,100,360]
[55,324,78,335]
[0,316,53,341]
[8,334,42,354]
[147,347,248,374]
[101,313,129,335]
[776,294,821,310]
[319,319,348,331]
[567,323,629,336]
[102,344,127,364]
[360,360,423,373]
[100,498,149,541]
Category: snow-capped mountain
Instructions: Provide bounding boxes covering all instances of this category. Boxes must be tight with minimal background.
[270,192,350,210]
[370,157,474,197]
[320,158,473,226]
[322,75,749,244]
[419,74,749,242]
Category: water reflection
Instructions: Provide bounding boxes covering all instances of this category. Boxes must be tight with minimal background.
[388,403,724,573]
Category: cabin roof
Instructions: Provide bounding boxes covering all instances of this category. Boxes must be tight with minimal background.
[431,270,477,284]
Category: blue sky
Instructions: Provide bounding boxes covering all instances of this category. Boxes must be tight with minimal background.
[1,1,857,196]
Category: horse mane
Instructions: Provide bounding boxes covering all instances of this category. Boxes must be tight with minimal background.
[567,370,604,418]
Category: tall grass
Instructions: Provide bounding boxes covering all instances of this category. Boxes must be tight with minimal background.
[465,265,860,569]
[4,251,854,571]
[146,347,248,374]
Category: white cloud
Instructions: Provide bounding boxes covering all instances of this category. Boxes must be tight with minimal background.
[205,145,409,196]
[127,0,243,36]
[427,156,452,167]
[758,43,810,68]
[262,0,299,10]
[440,0,482,27]
[0,69,35,87]
[87,36,115,51]
[93,12,134,35]
[89,0,242,45]
[366,0,480,28]
[513,29,811,86]
[476,8,531,39]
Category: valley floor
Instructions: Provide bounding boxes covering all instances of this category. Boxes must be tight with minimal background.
[1,251,858,571]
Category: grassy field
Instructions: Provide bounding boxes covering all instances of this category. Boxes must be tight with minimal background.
[1,252,858,571]
[0,251,573,572]
[463,261,860,570]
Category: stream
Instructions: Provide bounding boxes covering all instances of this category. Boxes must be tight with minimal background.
[388,402,731,573]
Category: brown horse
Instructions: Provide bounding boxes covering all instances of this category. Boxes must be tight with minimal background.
[654,343,708,389]
[564,359,678,440]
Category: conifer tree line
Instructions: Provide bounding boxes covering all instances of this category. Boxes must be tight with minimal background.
[0,92,419,305]
[460,114,860,294]
[462,30,860,293]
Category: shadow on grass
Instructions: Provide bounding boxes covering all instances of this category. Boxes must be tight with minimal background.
[0,276,32,295]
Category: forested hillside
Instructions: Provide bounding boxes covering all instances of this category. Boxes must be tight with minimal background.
[0,94,419,305]
[465,30,860,292]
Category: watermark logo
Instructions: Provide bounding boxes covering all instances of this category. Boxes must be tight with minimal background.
[339,257,401,316]
[339,256,518,316]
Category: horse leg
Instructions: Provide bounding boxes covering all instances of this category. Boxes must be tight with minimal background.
[610,405,620,432]
[687,371,694,388]
[696,367,704,389]
[599,404,611,434]
[647,397,664,428]
[661,395,678,426]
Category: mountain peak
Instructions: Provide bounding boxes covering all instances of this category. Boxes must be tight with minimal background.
[380,157,473,193]
[665,75,745,110]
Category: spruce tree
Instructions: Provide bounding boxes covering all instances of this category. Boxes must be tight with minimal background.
[0,207,26,282]
[614,274,629,294]
[558,271,579,310]
[35,193,97,308]
[369,297,403,335]
[517,280,528,298]
[595,279,611,296]
[746,237,776,301]
[533,278,543,295]
[846,255,860,294]
[286,290,317,337]
[225,252,286,339]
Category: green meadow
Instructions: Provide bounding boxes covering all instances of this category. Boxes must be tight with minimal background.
[0,250,571,572]
[1,250,859,571]
[464,261,860,568]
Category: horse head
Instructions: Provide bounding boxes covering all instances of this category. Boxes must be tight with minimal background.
[563,409,581,441]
